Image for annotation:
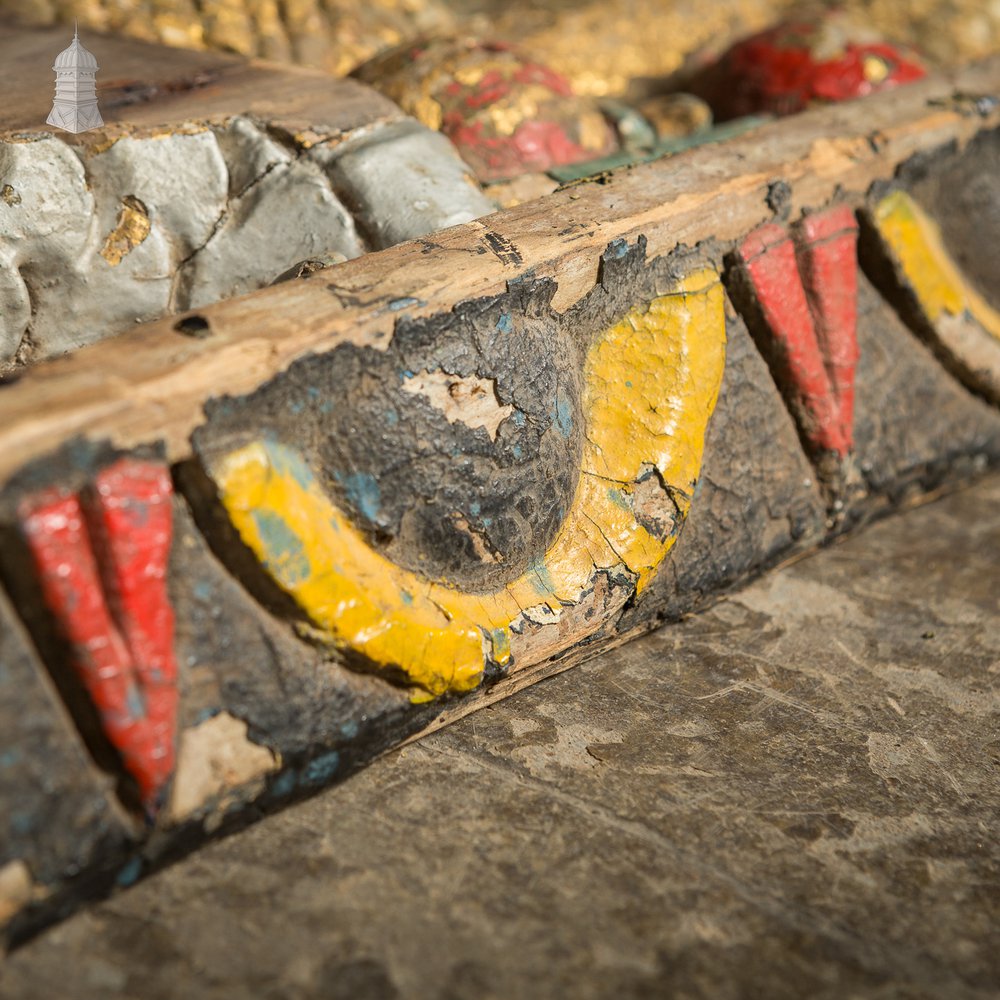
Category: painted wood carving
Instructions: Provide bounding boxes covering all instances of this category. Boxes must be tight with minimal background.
[17,459,178,812]
[197,252,725,696]
[863,190,1000,404]
[0,27,998,948]
[690,15,926,120]
[354,38,619,183]
[728,205,860,478]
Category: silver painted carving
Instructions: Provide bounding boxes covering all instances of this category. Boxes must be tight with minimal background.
[0,115,494,370]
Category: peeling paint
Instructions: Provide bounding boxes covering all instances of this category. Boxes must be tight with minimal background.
[99,195,152,266]
[166,711,279,822]
[208,267,726,696]
[401,370,515,440]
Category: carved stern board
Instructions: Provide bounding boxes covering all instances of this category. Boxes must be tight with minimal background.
[0,46,999,945]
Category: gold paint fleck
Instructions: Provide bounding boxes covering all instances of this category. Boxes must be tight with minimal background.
[100,195,151,267]
[863,53,891,83]
[1,184,21,206]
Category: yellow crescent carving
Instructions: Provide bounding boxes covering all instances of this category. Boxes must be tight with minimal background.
[209,267,727,697]
[873,190,1000,343]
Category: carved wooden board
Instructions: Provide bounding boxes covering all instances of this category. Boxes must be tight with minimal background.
[1,51,999,945]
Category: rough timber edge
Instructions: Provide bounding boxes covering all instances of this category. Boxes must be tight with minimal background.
[0,58,997,488]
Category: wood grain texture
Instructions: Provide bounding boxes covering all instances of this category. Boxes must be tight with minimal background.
[0,58,997,488]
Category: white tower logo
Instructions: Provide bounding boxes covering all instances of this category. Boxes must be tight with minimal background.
[47,23,104,134]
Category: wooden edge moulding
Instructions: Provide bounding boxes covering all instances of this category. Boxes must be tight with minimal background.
[0,53,999,947]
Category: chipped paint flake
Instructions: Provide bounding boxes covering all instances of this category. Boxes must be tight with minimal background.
[99,195,152,266]
[401,370,515,441]
[0,860,35,926]
[166,712,279,822]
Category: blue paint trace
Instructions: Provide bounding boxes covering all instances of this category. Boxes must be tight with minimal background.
[11,813,34,835]
[252,509,312,586]
[125,681,147,722]
[269,769,298,799]
[496,312,514,334]
[302,750,341,786]
[607,487,631,511]
[388,297,423,312]
[527,556,557,596]
[335,471,382,524]
[267,439,317,493]
[555,388,573,438]
[606,238,630,260]
[116,856,143,888]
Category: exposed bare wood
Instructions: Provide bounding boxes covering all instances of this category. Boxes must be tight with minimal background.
[0,58,997,487]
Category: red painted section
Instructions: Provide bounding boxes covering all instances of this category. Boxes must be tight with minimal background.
[18,459,178,811]
[512,61,574,97]
[19,490,147,762]
[794,206,860,450]
[738,222,850,456]
[696,20,926,121]
[88,459,178,803]
[428,40,616,182]
[446,117,599,183]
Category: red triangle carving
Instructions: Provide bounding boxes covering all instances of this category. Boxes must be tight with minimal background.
[737,206,859,458]
[18,458,178,813]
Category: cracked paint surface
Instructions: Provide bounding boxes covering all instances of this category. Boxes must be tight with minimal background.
[0,115,491,369]
[208,267,726,696]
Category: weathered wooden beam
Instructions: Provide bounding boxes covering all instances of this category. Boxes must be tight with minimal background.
[0,59,997,484]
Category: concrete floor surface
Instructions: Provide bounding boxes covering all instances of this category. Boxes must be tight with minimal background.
[2,475,999,999]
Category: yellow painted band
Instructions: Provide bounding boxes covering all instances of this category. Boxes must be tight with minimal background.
[874,190,1000,343]
[211,268,727,696]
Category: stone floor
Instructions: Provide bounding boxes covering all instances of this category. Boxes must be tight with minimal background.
[2,474,999,1000]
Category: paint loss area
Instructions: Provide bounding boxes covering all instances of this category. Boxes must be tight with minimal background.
[401,370,515,440]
